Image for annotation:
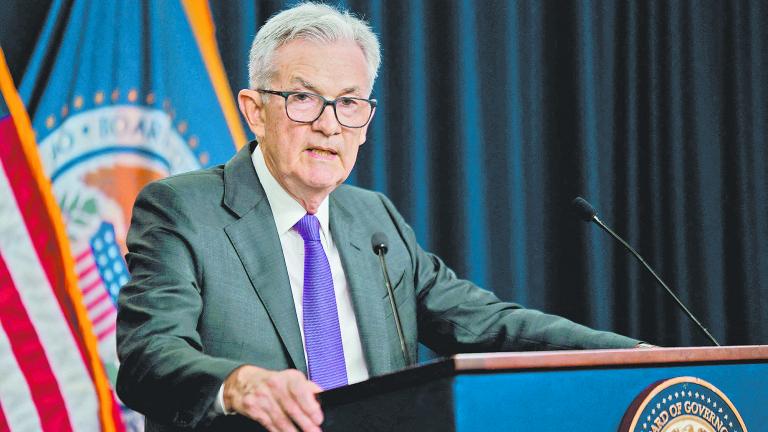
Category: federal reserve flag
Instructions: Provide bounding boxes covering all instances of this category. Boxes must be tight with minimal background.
[1,47,121,431]
[16,0,245,429]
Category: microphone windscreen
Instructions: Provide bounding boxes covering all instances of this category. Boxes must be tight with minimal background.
[571,197,598,221]
[371,232,389,255]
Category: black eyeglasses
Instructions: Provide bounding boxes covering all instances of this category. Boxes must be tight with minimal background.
[257,89,377,128]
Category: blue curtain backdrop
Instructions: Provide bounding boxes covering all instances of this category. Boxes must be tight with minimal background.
[210,0,767,348]
[3,1,766,348]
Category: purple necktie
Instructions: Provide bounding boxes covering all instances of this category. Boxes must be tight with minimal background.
[294,214,348,390]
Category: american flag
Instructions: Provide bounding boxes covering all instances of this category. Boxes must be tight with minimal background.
[0,46,122,431]
[74,221,128,343]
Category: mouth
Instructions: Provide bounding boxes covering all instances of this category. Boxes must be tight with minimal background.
[305,146,338,161]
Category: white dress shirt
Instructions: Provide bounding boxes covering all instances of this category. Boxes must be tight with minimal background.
[217,145,369,413]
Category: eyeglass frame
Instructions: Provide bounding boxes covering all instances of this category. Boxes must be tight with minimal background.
[257,89,377,129]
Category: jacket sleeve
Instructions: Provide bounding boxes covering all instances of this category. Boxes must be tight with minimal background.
[116,180,244,429]
[376,193,640,353]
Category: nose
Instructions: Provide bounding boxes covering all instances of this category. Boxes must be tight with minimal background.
[312,103,342,136]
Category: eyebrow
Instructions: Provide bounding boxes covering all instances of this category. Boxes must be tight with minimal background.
[290,77,361,97]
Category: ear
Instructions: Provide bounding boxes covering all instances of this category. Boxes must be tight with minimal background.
[238,89,266,139]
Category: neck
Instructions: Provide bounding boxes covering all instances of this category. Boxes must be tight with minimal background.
[288,188,328,214]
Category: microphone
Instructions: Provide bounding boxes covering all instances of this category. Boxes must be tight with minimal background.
[571,197,720,346]
[370,232,411,365]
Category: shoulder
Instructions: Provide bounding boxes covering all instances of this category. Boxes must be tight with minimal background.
[331,184,414,242]
[331,184,403,218]
[130,165,232,230]
[136,165,226,206]
[331,183,382,205]
[151,164,226,194]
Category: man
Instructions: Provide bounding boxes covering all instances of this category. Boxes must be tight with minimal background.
[116,3,641,432]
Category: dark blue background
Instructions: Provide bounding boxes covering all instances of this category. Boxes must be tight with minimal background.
[210,0,767,348]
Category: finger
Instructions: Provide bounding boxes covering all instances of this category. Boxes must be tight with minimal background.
[289,380,324,425]
[278,394,320,432]
[258,375,300,432]
[306,380,323,394]
[263,394,298,432]
[252,412,276,432]
[245,392,285,432]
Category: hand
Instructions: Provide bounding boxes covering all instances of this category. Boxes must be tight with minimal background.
[223,365,323,432]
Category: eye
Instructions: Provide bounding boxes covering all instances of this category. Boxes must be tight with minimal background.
[338,97,358,107]
[292,92,312,102]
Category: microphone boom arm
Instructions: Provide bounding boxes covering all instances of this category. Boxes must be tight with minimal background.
[591,215,720,346]
[376,250,411,364]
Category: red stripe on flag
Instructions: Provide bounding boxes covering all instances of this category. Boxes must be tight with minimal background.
[91,303,116,326]
[0,400,10,432]
[78,263,98,280]
[75,248,92,262]
[82,277,103,297]
[0,252,74,432]
[86,290,110,310]
[97,321,117,341]
[110,397,125,432]
[0,119,90,372]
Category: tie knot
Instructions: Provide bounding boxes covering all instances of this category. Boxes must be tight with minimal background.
[295,213,321,242]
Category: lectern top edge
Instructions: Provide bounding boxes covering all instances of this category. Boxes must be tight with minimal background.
[451,345,768,371]
[320,345,768,408]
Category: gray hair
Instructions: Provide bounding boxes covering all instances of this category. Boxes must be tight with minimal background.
[248,2,381,92]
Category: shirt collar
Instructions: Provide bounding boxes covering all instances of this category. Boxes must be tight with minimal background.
[251,144,330,237]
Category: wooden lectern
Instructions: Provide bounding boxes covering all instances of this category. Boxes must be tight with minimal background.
[320,346,768,431]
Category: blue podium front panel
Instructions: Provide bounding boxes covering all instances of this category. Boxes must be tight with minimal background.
[453,363,767,431]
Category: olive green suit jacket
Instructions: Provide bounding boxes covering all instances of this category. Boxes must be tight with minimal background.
[116,142,638,431]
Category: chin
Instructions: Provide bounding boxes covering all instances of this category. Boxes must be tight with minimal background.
[302,171,346,189]
[299,177,338,192]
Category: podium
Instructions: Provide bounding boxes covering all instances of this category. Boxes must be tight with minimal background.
[320,346,768,431]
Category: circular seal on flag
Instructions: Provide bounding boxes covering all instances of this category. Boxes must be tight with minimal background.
[38,104,200,254]
[620,376,748,432]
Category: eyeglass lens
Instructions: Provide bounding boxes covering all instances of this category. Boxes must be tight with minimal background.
[285,93,372,127]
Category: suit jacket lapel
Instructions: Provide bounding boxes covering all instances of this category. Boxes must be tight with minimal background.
[330,194,391,376]
[222,143,306,374]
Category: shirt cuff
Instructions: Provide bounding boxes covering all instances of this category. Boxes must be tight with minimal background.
[215,383,234,415]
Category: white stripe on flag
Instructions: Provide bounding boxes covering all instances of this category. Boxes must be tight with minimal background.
[0,323,44,432]
[0,163,100,431]
[78,266,101,288]
[74,250,94,273]
[87,295,114,320]
[93,310,117,335]
[82,282,107,306]
[96,332,118,361]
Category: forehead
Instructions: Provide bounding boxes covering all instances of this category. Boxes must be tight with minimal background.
[271,39,371,95]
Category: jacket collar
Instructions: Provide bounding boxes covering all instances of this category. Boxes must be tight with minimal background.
[223,140,265,218]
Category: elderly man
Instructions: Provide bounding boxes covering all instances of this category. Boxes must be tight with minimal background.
[116,3,640,432]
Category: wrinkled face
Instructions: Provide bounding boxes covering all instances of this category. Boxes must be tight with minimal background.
[239,39,373,201]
